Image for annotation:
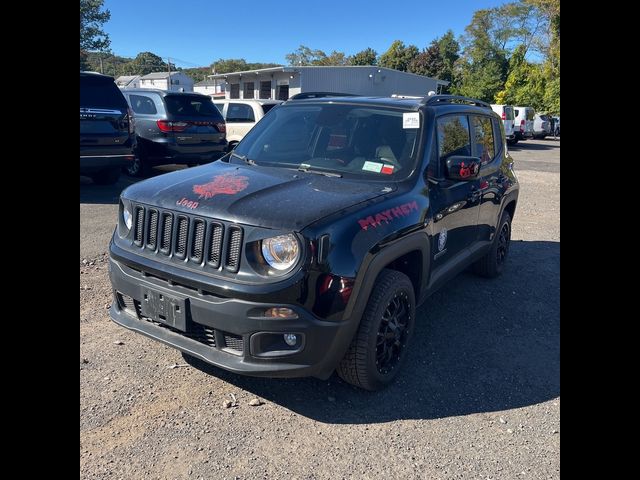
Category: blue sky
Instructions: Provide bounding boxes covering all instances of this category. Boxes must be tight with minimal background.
[104,0,511,68]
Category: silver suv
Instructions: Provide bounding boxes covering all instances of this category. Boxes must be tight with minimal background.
[122,89,228,176]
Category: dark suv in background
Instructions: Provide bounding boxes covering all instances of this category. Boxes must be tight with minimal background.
[80,72,135,185]
[122,89,228,176]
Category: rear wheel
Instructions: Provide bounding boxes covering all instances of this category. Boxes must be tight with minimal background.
[337,269,415,391]
[126,142,151,177]
[91,167,121,185]
[473,211,512,278]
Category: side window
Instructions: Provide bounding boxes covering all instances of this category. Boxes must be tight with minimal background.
[471,116,495,164]
[437,115,471,164]
[129,94,157,115]
[492,118,503,154]
[226,103,255,123]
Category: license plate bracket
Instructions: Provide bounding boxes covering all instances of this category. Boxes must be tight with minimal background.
[139,287,188,332]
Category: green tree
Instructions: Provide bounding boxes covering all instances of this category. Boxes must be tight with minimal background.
[378,40,419,72]
[409,42,443,78]
[80,0,111,52]
[285,45,327,66]
[454,10,508,102]
[316,51,349,66]
[437,30,460,86]
[129,52,167,75]
[212,58,249,73]
[349,48,378,66]
[495,44,545,110]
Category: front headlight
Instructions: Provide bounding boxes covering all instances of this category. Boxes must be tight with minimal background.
[122,202,133,230]
[261,234,300,271]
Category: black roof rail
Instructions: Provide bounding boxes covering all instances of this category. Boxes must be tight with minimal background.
[420,94,491,108]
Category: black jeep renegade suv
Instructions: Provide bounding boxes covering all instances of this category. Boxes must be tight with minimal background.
[108,94,519,391]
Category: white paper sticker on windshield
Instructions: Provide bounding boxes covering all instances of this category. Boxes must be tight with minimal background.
[403,112,420,129]
[362,161,383,173]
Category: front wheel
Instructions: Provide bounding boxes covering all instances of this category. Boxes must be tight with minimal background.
[337,269,416,391]
[473,211,512,278]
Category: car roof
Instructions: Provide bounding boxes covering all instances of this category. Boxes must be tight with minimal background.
[216,99,283,104]
[124,88,210,98]
[80,71,114,81]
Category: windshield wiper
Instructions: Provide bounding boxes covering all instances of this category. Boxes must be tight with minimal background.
[297,166,342,178]
[231,151,257,166]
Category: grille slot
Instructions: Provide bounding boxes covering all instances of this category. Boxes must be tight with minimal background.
[208,223,224,268]
[146,209,159,250]
[134,207,144,245]
[225,227,243,272]
[160,213,173,254]
[175,216,189,258]
[190,219,206,263]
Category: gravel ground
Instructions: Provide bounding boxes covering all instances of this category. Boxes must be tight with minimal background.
[80,138,560,479]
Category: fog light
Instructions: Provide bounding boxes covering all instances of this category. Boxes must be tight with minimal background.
[283,333,298,346]
[264,307,298,319]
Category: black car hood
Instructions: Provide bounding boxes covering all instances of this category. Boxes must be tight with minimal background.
[122,162,396,230]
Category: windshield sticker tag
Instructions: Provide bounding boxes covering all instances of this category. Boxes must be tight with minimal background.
[381,165,394,175]
[403,112,420,129]
[362,161,383,173]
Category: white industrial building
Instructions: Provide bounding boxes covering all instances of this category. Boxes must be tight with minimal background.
[208,66,448,100]
[138,71,194,92]
[194,79,227,98]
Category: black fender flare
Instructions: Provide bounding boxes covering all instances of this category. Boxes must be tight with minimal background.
[344,230,431,323]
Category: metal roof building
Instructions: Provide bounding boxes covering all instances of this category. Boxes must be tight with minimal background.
[208,66,448,101]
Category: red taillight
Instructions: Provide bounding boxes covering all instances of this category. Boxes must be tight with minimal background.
[214,122,226,133]
[156,120,189,132]
[501,111,506,120]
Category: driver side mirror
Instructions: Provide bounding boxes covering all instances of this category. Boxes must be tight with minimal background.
[446,155,481,181]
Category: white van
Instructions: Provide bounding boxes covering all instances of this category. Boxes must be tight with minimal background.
[491,104,516,144]
[513,106,535,140]
[213,99,283,151]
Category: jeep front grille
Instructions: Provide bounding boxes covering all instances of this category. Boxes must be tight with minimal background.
[131,204,244,274]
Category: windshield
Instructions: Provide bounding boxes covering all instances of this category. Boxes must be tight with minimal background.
[232,103,422,180]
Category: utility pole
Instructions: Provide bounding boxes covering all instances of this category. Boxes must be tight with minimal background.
[99,56,104,74]
[167,57,172,91]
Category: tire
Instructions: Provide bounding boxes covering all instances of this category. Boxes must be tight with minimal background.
[337,269,416,391]
[473,211,512,278]
[507,138,518,146]
[91,167,121,185]
[126,142,151,177]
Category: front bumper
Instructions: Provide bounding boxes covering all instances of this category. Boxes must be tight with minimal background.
[108,256,354,379]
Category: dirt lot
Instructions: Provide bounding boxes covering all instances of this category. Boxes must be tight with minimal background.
[80,138,560,479]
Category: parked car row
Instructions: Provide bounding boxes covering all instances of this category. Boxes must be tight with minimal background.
[490,103,558,145]
[80,72,230,184]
